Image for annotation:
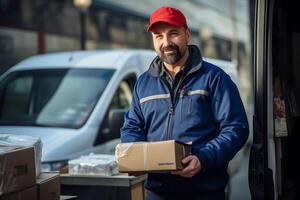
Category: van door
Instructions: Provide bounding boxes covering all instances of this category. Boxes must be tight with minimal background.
[94,75,136,148]
[250,0,300,199]
[249,0,274,199]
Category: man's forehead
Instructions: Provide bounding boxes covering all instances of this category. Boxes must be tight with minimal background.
[151,22,184,34]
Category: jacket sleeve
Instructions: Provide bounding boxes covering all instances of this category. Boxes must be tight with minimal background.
[196,71,249,170]
[120,82,147,142]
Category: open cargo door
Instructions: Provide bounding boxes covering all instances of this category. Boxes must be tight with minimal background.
[250,0,300,199]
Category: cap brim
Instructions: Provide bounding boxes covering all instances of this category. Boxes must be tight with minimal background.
[147,19,185,32]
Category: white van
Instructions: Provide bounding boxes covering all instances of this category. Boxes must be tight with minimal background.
[0,49,156,171]
[0,49,240,172]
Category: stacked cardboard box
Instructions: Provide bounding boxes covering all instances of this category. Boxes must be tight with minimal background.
[0,146,61,200]
[0,186,38,200]
[0,146,37,199]
[0,134,42,177]
[36,173,60,200]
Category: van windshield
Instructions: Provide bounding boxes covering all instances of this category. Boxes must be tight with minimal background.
[0,68,114,128]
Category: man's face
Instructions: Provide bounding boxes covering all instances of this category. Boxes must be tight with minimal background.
[151,22,191,65]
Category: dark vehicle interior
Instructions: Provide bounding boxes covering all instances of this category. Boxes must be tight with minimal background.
[271,0,300,198]
[250,0,300,199]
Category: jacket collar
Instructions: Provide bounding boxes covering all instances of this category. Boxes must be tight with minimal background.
[148,44,203,77]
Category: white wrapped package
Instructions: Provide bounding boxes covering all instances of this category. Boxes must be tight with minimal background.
[0,134,42,176]
[68,153,118,176]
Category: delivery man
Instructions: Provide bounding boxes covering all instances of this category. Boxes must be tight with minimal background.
[121,6,249,200]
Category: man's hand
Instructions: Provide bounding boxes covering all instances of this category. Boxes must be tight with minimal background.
[171,155,201,177]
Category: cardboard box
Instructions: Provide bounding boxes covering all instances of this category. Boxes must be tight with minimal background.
[0,146,36,196]
[116,140,191,172]
[36,173,60,200]
[0,185,37,200]
[0,134,43,177]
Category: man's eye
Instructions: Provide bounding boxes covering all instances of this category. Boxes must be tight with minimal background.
[155,35,163,39]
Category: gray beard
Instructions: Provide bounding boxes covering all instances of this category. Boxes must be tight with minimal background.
[160,49,182,65]
[161,51,182,65]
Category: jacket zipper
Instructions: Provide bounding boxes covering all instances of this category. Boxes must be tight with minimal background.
[165,104,174,140]
[161,64,201,140]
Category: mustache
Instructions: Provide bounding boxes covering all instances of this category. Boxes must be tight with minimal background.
[160,44,179,52]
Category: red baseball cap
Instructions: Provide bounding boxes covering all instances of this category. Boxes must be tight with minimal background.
[147,6,188,32]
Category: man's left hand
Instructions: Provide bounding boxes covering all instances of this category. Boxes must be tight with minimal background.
[171,155,201,177]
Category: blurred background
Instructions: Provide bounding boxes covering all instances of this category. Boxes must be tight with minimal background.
[0,0,254,199]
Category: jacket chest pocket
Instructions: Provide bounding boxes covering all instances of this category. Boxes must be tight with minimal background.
[179,90,210,121]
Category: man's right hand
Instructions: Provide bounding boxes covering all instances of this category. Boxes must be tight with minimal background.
[171,155,201,177]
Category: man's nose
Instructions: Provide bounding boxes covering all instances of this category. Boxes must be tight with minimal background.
[162,36,171,47]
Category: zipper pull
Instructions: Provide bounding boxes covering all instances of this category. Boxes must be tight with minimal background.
[180,86,187,98]
[169,105,174,115]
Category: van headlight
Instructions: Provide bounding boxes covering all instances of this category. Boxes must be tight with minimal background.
[42,160,67,172]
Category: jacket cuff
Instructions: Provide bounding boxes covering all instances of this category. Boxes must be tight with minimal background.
[196,149,211,172]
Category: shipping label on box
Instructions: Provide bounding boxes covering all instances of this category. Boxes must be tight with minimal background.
[0,146,36,196]
[116,140,191,172]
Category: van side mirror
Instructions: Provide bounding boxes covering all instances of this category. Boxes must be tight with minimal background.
[106,109,126,140]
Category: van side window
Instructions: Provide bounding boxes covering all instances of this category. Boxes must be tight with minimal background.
[110,81,132,109]
[94,75,136,145]
[0,75,33,119]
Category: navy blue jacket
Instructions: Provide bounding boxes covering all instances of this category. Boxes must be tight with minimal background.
[121,45,249,193]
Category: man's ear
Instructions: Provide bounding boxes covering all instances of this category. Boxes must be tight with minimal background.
[186,28,192,43]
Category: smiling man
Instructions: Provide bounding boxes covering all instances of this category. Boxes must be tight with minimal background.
[121,6,249,200]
